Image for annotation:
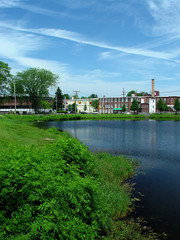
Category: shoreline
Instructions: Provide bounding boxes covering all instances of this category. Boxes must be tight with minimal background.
[0,115,164,239]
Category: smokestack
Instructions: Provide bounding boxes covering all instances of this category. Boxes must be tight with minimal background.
[152,79,155,98]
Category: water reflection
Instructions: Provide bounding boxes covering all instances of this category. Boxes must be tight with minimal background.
[38,120,180,239]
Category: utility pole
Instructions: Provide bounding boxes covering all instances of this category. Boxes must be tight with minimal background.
[73,91,80,114]
[14,80,16,114]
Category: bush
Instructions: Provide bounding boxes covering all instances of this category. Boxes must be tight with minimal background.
[0,139,105,239]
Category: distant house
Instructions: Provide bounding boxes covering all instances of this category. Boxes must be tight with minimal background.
[66,98,98,113]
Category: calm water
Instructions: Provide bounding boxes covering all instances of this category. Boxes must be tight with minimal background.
[39,120,180,239]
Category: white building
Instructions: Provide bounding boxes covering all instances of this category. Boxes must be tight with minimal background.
[67,98,98,113]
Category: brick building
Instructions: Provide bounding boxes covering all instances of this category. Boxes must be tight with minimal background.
[0,96,53,114]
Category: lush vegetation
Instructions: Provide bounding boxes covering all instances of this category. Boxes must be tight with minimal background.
[5,113,146,122]
[0,115,158,239]
[150,113,180,120]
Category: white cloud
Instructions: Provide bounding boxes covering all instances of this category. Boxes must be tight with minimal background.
[17,26,178,61]
[0,0,20,8]
[146,0,180,36]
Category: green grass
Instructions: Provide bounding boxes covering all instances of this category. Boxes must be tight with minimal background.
[0,115,159,239]
[5,113,146,122]
[0,115,66,150]
[94,153,158,240]
[150,113,180,120]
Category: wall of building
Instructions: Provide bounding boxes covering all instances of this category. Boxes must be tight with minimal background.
[99,96,141,113]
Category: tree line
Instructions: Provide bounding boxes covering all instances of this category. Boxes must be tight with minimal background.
[0,61,99,113]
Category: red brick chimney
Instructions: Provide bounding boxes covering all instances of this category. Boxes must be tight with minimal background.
[152,79,155,98]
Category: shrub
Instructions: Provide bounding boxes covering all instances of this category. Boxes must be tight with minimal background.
[0,139,105,239]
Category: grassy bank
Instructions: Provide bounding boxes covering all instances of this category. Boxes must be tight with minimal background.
[5,113,146,122]
[0,115,157,239]
[150,113,180,121]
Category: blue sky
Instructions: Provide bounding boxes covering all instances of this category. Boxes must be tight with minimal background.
[0,0,180,97]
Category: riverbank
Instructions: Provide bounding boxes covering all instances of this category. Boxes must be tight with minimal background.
[0,115,158,239]
[5,112,180,122]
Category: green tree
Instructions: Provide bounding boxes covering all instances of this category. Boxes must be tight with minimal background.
[122,103,127,112]
[63,93,70,99]
[88,93,98,98]
[14,68,59,113]
[0,61,12,94]
[163,102,169,112]
[84,104,87,111]
[157,98,164,112]
[55,87,63,111]
[91,99,99,111]
[68,103,77,112]
[130,99,139,113]
[127,90,136,96]
[40,100,51,111]
[174,98,180,113]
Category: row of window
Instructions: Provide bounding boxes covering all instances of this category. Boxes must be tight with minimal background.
[100,97,140,103]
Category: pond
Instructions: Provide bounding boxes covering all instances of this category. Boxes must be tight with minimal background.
[38,119,180,240]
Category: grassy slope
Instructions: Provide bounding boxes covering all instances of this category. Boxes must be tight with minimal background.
[0,115,158,239]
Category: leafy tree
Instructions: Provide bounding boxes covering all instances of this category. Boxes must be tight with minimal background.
[54,87,63,111]
[84,104,87,111]
[157,98,164,112]
[14,68,59,113]
[174,98,180,113]
[163,102,169,112]
[81,96,87,99]
[68,103,77,112]
[130,99,139,113]
[127,90,136,96]
[40,100,51,111]
[122,104,127,112]
[91,99,99,111]
[88,93,98,98]
[0,61,12,94]
[63,93,70,99]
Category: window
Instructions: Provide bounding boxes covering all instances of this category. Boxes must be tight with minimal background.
[115,104,117,108]
[171,98,174,103]
[164,98,166,103]
[111,98,113,102]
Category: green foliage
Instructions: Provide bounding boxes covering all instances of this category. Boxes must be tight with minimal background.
[163,102,169,111]
[63,93,70,99]
[91,100,99,111]
[122,104,127,112]
[0,139,105,239]
[88,93,98,98]
[150,113,180,120]
[40,100,51,110]
[54,87,63,111]
[127,90,136,96]
[174,98,180,112]
[84,104,87,111]
[156,98,164,112]
[14,68,59,113]
[0,61,12,94]
[130,99,139,113]
[5,113,146,123]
